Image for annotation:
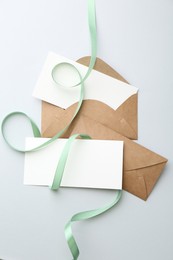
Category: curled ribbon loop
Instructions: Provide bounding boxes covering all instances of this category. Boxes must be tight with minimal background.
[1,112,41,152]
[51,62,81,89]
[1,64,84,153]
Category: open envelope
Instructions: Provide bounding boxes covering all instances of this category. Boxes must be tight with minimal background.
[41,57,167,200]
[40,54,138,140]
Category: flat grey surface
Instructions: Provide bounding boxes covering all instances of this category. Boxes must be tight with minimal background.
[0,0,172,259]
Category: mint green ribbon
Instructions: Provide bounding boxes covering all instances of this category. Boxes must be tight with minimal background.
[51,0,97,88]
[65,190,122,260]
[1,0,122,259]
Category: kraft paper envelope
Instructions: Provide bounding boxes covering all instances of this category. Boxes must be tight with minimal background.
[44,113,167,200]
[24,138,123,190]
[33,52,138,140]
[41,57,167,200]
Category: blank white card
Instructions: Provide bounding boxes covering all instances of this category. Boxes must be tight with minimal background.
[24,138,123,190]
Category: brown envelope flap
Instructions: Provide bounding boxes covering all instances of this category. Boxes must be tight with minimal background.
[77,56,129,83]
[124,162,166,200]
[42,56,138,140]
[122,136,167,171]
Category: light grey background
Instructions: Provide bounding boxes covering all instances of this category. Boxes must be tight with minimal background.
[0,0,172,259]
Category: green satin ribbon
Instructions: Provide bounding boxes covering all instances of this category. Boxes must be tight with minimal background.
[1,0,122,259]
[51,0,97,88]
[65,190,122,260]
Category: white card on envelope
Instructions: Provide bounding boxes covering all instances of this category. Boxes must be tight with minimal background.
[24,138,123,190]
[33,52,138,110]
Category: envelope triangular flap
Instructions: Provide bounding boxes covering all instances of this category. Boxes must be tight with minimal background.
[121,136,167,171]
[77,56,129,83]
[124,163,166,200]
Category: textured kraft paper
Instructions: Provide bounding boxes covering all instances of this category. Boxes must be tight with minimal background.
[42,57,138,140]
[41,57,167,200]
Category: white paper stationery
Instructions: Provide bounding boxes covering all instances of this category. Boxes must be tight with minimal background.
[24,138,123,190]
[33,52,138,110]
